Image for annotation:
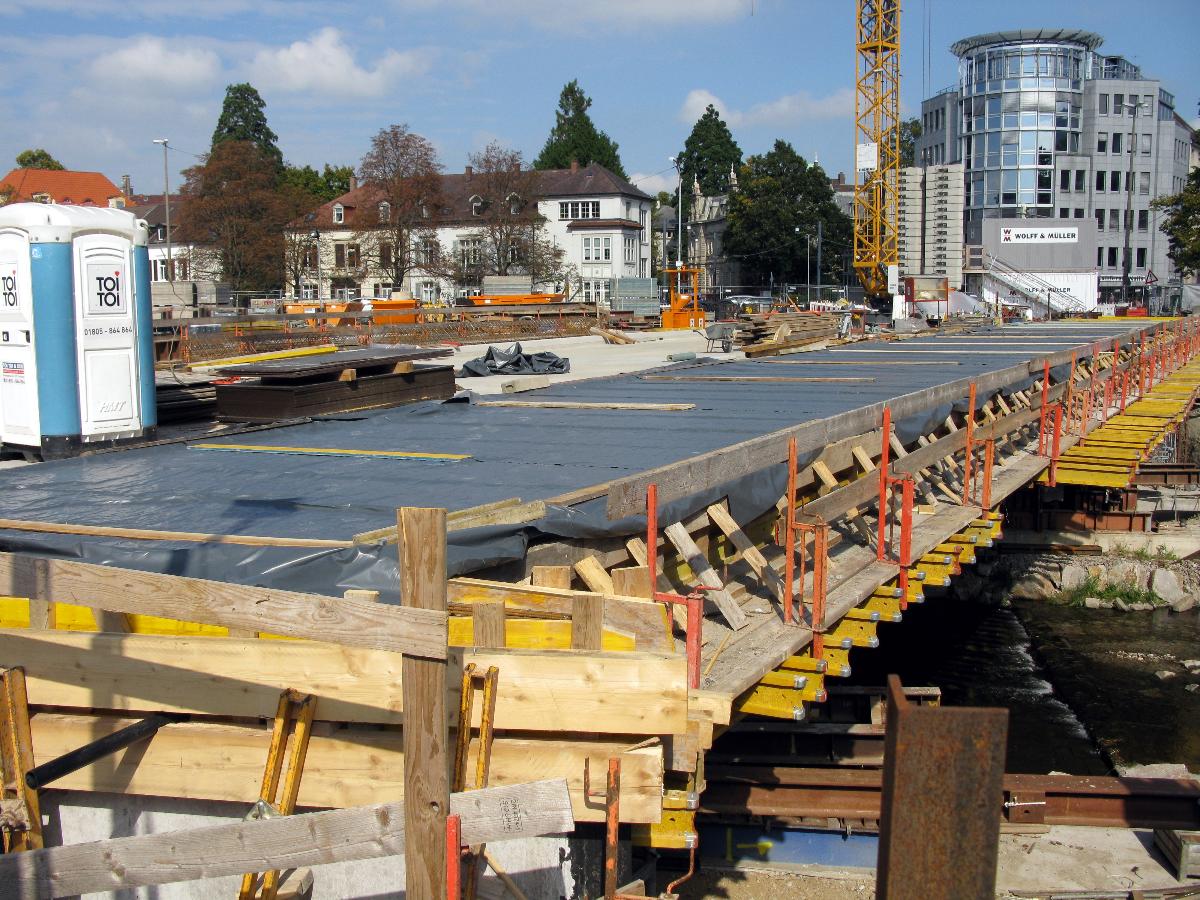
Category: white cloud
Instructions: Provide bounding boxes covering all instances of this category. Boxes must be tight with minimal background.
[88,37,221,92]
[248,28,434,98]
[629,171,676,196]
[680,87,854,128]
[394,0,746,28]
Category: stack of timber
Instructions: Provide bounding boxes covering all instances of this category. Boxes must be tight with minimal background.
[155,376,218,424]
[734,311,838,357]
[214,345,455,422]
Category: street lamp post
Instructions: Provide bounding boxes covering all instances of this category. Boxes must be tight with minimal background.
[151,139,172,282]
[1120,101,1145,307]
[670,157,683,299]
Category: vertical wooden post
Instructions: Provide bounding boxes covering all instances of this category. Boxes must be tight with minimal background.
[399,507,450,900]
[571,595,604,650]
[472,601,506,648]
[27,599,55,631]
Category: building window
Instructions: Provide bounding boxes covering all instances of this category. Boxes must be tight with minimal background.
[1113,93,1124,114]
[1140,133,1152,155]
[1097,133,1108,154]
[1095,209,1105,230]
[332,204,344,224]
[583,236,594,262]
[1059,170,1070,192]
[1097,247,1103,267]
[1111,132,1123,155]
[380,243,393,269]
[378,202,390,223]
[1136,247,1147,269]
[347,244,360,268]
[602,237,611,261]
[1110,171,1121,193]
[334,243,346,267]
[1074,208,1084,219]
[459,238,481,267]
[1138,209,1148,231]
[300,282,316,299]
[559,202,569,220]
[1098,94,1109,115]
[1139,172,1150,194]
[624,237,636,264]
[1059,207,1069,218]
[1108,247,1118,268]
[1095,170,1105,192]
[470,195,483,216]
[1110,209,1120,231]
[508,193,521,215]
[1074,170,1085,192]
[375,282,393,299]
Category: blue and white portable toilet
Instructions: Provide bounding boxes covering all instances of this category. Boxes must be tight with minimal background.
[0,203,156,458]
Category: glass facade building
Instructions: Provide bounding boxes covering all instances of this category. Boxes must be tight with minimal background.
[952,30,1101,220]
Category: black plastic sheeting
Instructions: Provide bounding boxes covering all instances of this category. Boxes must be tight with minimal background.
[0,323,1146,603]
[459,343,570,377]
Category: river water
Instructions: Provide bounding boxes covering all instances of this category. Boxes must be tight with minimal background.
[846,589,1200,774]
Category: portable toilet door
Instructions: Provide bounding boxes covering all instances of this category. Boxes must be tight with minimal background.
[72,233,142,441]
[0,228,39,447]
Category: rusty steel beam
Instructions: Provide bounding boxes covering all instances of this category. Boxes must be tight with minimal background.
[700,767,1200,832]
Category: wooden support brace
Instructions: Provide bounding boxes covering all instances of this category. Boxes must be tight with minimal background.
[706,502,786,602]
[662,523,747,630]
[472,601,506,648]
[573,557,615,594]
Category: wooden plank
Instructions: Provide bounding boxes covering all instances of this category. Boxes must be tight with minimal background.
[573,556,615,594]
[398,506,450,900]
[0,554,447,660]
[663,523,747,630]
[532,565,572,590]
[459,648,687,734]
[0,518,352,549]
[449,500,547,532]
[28,713,664,824]
[706,503,785,601]
[448,578,671,654]
[501,375,551,393]
[571,595,604,650]
[472,601,506,648]
[476,400,694,411]
[757,359,952,366]
[0,779,573,899]
[26,599,53,631]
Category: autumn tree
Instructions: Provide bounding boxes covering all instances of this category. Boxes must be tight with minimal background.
[211,83,283,172]
[534,81,626,177]
[177,140,288,293]
[353,124,444,294]
[15,148,64,170]
[453,143,564,289]
[725,140,852,287]
[675,103,742,228]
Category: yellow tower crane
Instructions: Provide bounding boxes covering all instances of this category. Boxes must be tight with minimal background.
[852,0,901,301]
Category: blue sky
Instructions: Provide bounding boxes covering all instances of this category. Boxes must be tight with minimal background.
[0,0,1196,199]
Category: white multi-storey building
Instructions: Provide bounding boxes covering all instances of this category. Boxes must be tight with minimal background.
[897,163,966,288]
[286,162,652,304]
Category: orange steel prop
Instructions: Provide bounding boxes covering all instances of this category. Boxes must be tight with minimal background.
[783,437,830,655]
[446,814,462,900]
[876,407,915,612]
[962,383,976,505]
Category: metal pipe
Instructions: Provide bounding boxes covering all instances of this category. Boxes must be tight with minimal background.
[25,714,178,790]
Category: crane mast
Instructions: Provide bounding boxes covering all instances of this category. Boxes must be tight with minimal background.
[852,0,901,300]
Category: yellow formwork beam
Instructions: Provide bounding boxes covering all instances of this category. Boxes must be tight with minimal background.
[827,618,878,649]
[632,810,697,850]
[757,670,827,701]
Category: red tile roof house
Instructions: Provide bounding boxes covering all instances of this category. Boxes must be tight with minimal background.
[0,169,125,207]
[285,162,653,305]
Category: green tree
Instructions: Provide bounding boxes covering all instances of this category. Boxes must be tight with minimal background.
[676,103,742,228]
[280,163,355,204]
[898,116,922,168]
[15,148,65,170]
[724,140,853,288]
[211,83,282,171]
[533,80,626,178]
[177,140,288,293]
[1153,166,1200,277]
